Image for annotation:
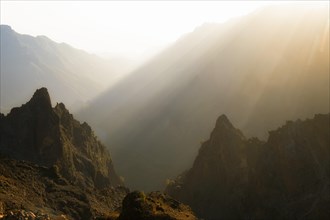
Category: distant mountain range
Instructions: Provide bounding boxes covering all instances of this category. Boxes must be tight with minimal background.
[1,4,329,218]
[0,25,134,113]
[78,5,329,190]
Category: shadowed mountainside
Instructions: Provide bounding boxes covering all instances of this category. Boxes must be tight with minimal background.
[78,5,329,190]
[0,88,127,219]
[166,114,330,220]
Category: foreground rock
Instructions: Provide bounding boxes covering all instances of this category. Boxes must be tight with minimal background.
[0,88,128,219]
[115,191,198,220]
[166,114,330,220]
[0,208,68,220]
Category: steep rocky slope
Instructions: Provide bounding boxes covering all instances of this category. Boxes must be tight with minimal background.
[0,158,128,219]
[79,5,329,190]
[0,88,127,219]
[166,114,330,220]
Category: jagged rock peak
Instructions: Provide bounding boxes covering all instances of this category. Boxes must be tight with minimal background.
[55,102,66,110]
[0,87,128,219]
[215,114,232,128]
[0,87,123,189]
[211,114,245,140]
[28,87,52,110]
[32,87,50,99]
[166,113,330,220]
[54,102,70,115]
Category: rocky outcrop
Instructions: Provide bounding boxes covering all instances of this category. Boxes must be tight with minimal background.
[0,158,128,220]
[0,207,68,220]
[0,88,127,219]
[0,87,122,188]
[252,114,330,220]
[166,115,250,219]
[166,114,330,220]
[116,191,198,220]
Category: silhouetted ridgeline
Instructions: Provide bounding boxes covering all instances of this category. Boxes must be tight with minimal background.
[0,25,132,113]
[166,113,330,220]
[0,88,126,219]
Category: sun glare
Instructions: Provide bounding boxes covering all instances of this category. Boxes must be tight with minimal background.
[0,0,297,61]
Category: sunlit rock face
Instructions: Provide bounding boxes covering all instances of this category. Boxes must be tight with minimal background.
[79,5,329,191]
[0,88,128,219]
[0,87,123,189]
[166,114,330,220]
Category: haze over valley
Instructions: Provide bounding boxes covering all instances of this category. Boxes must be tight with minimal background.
[0,1,329,219]
[79,4,329,191]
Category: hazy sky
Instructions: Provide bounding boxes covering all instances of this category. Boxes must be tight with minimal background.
[1,1,326,61]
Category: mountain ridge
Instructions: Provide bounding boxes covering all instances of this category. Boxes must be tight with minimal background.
[0,88,127,219]
[0,25,134,113]
[166,113,330,219]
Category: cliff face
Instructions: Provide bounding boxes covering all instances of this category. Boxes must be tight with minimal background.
[0,88,126,219]
[0,88,122,188]
[0,88,60,166]
[253,114,330,219]
[166,114,330,219]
